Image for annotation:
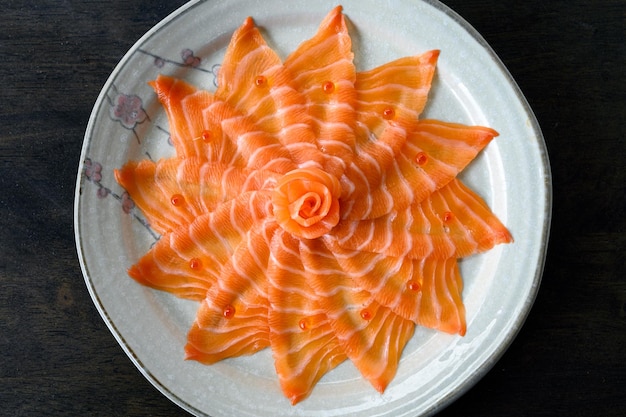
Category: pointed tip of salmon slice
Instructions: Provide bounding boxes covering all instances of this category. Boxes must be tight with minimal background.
[424,49,440,67]
[488,228,514,246]
[321,4,347,33]
[184,344,217,364]
[284,389,309,406]
[148,74,175,98]
[127,263,141,281]
[371,379,389,394]
[331,4,344,15]
[150,73,197,103]
[242,15,255,27]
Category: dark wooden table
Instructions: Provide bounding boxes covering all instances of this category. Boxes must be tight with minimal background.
[1,0,624,416]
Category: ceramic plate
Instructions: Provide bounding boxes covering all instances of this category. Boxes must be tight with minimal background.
[74,1,551,416]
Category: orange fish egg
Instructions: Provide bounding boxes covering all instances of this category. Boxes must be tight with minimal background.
[443,211,454,223]
[382,107,395,119]
[322,81,335,93]
[170,194,185,206]
[254,75,267,87]
[298,318,308,331]
[407,280,421,292]
[201,130,212,142]
[415,152,428,166]
[360,309,373,321]
[189,258,202,270]
[222,305,236,319]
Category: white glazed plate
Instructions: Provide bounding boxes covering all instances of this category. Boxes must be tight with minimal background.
[74,1,551,416]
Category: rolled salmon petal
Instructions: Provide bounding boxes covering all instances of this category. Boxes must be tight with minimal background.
[267,230,347,405]
[300,238,415,393]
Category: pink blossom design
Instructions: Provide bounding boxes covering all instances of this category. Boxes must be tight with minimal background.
[181,48,201,67]
[109,93,148,129]
[97,187,110,199]
[82,157,157,240]
[121,191,135,214]
[84,158,103,183]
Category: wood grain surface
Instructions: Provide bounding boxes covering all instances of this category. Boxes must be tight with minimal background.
[1,0,624,416]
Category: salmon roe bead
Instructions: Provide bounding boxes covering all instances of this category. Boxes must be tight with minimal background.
[382,107,395,120]
[223,305,236,319]
[201,130,212,142]
[255,75,267,87]
[189,258,202,270]
[298,318,308,331]
[415,152,428,166]
[322,81,335,93]
[170,194,185,206]
[443,211,454,223]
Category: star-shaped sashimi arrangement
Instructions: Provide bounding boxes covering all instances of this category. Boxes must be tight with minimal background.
[115,6,512,405]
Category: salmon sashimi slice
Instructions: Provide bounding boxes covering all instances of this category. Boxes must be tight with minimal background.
[215,17,283,106]
[210,102,299,173]
[283,5,357,177]
[321,240,466,335]
[267,230,347,404]
[115,6,514,405]
[128,190,273,300]
[331,178,512,259]
[150,75,240,164]
[215,16,329,171]
[185,295,270,362]
[337,50,439,214]
[185,221,278,363]
[354,50,439,139]
[340,123,411,217]
[115,157,280,235]
[152,74,298,173]
[115,159,196,235]
[180,89,242,165]
[300,238,415,393]
[127,224,219,301]
[149,75,198,158]
[342,119,499,220]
